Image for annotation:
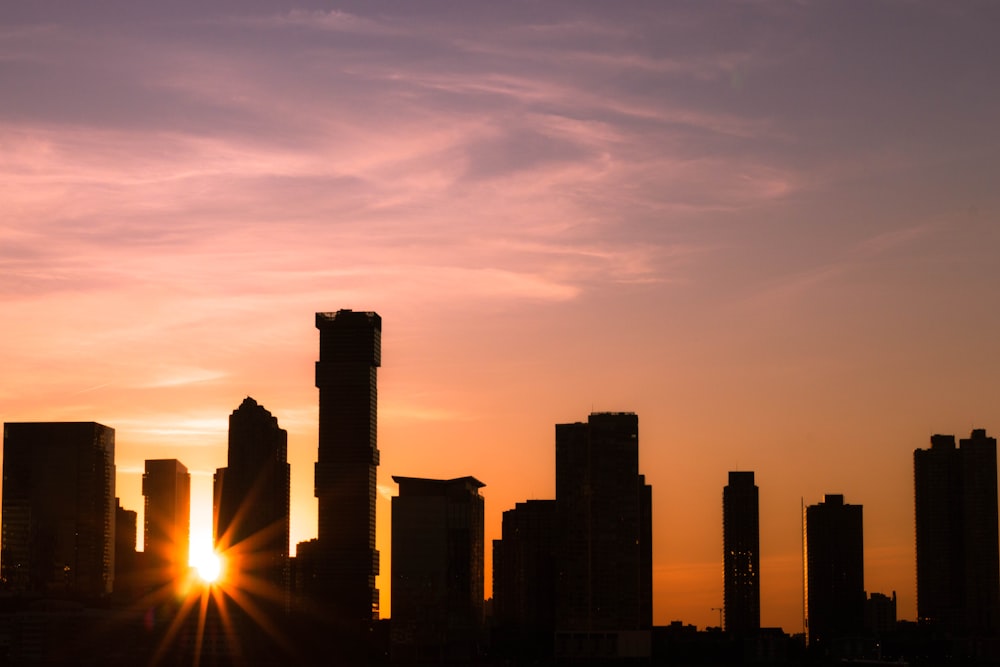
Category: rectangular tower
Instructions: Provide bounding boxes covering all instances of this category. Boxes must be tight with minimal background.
[493,499,558,659]
[915,429,999,636]
[143,459,191,590]
[314,310,381,625]
[554,412,652,658]
[804,494,864,648]
[723,471,760,635]
[1,422,116,599]
[390,476,485,661]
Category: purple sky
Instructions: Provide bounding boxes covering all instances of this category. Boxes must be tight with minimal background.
[2,0,1000,630]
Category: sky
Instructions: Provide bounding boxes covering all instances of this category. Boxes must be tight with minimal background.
[2,0,1000,632]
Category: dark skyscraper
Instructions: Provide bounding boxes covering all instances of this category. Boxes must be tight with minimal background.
[215,396,290,605]
[804,494,864,648]
[914,429,1000,636]
[554,412,652,659]
[1,422,116,598]
[492,499,558,659]
[723,471,760,635]
[390,476,485,661]
[314,310,381,625]
[114,497,138,600]
[143,459,190,588]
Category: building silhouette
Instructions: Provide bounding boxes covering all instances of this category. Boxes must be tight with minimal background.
[390,476,485,661]
[214,396,290,608]
[803,494,864,649]
[554,412,653,659]
[142,459,190,591]
[314,310,382,627]
[723,471,760,635]
[492,499,558,659]
[914,429,1000,637]
[114,497,138,601]
[1,422,116,599]
[865,591,897,638]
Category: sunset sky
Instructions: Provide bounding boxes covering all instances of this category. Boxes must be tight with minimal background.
[3,1,1000,632]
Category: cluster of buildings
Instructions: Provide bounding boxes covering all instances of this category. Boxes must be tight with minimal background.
[1,309,999,665]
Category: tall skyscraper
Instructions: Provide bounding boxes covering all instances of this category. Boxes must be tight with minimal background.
[914,429,1000,636]
[554,412,652,659]
[390,476,485,661]
[803,494,864,648]
[723,471,760,635]
[215,397,290,604]
[314,310,381,625]
[143,459,190,589]
[1,422,116,599]
[492,499,558,659]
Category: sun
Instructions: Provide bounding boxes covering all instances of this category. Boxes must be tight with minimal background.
[192,549,223,584]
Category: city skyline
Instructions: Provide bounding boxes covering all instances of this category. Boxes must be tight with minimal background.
[1,354,997,635]
[3,1,1000,634]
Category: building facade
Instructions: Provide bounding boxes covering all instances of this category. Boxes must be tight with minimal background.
[143,459,190,590]
[391,476,485,662]
[914,429,1000,636]
[804,494,864,648]
[723,471,760,635]
[554,412,652,659]
[214,397,290,607]
[1,422,116,598]
[314,310,382,626]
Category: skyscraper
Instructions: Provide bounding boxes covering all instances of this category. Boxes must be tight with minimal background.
[2,422,116,599]
[723,471,760,635]
[314,310,381,626]
[554,412,652,659]
[914,429,1000,636]
[143,459,190,589]
[803,494,864,649]
[492,500,558,659]
[215,397,290,605]
[390,476,485,661]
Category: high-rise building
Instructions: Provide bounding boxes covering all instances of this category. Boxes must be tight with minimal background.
[215,397,290,606]
[492,499,558,659]
[114,497,139,601]
[390,476,485,661]
[803,494,864,648]
[554,412,652,659]
[723,471,760,635]
[314,310,382,626]
[914,429,1000,636]
[1,422,116,599]
[142,459,190,589]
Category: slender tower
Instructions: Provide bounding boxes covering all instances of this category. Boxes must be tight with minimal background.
[314,310,381,626]
[723,471,760,635]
